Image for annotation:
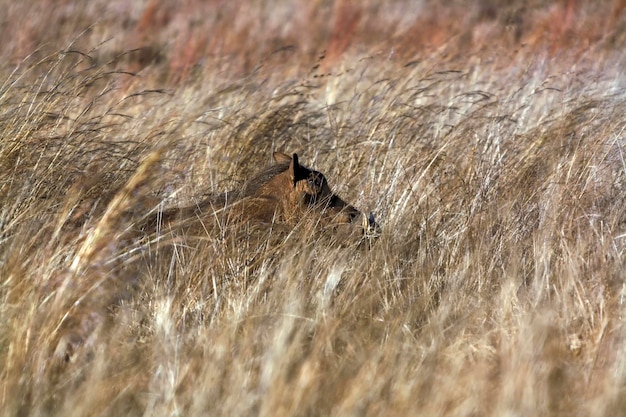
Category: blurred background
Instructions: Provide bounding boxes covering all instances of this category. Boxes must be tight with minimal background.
[2,0,624,84]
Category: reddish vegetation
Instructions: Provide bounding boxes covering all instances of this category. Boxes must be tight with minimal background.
[2,1,624,80]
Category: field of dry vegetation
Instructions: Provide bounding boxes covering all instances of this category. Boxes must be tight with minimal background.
[2,0,626,416]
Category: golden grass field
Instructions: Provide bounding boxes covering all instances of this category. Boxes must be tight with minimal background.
[2,1,626,416]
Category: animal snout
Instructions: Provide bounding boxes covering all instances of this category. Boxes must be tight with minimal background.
[362,212,381,237]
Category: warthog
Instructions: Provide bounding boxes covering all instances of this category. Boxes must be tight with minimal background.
[54,152,378,363]
[150,152,379,238]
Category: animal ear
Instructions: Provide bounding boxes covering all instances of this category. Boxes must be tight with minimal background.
[289,153,300,184]
[273,152,292,164]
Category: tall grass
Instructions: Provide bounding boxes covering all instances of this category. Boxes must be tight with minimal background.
[1,1,626,416]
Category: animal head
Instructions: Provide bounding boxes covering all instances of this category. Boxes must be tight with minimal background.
[273,152,330,204]
[267,152,379,236]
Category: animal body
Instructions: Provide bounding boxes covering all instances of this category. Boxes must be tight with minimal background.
[151,152,379,237]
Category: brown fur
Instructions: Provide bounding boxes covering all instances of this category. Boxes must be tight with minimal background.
[148,152,378,236]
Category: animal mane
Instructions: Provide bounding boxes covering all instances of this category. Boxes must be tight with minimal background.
[240,161,291,198]
[171,160,291,216]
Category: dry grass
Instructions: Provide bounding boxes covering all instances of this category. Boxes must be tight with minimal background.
[2,1,626,416]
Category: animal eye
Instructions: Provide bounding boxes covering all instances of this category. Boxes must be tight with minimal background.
[308,174,322,191]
